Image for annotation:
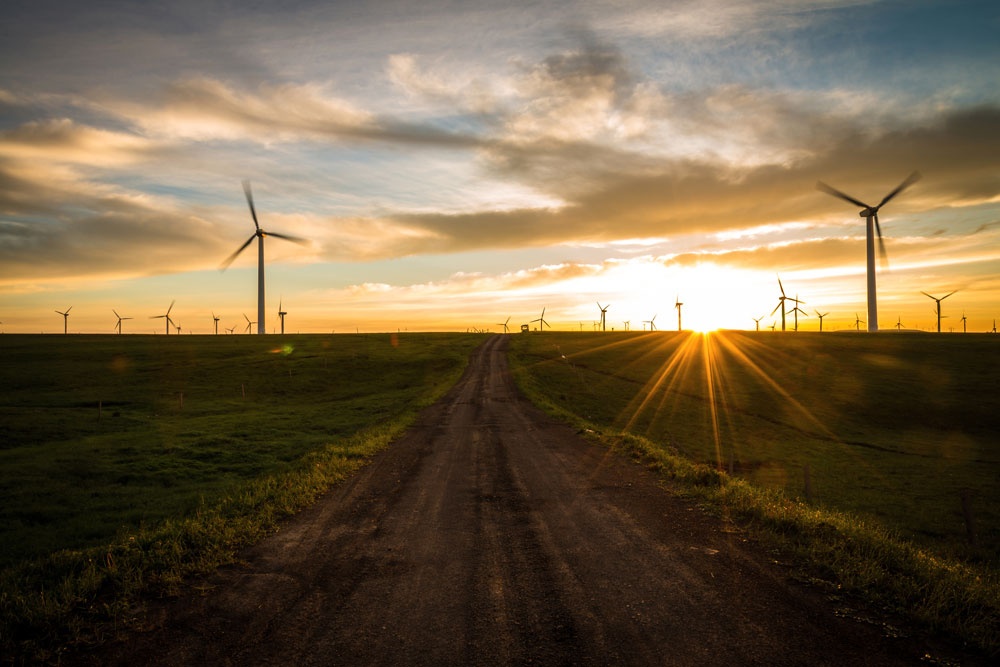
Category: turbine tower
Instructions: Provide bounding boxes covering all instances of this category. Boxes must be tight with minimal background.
[597,302,609,331]
[221,181,308,334]
[922,290,956,333]
[817,171,921,332]
[55,306,72,334]
[675,295,683,331]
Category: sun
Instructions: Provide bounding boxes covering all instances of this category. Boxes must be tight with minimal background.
[675,263,765,333]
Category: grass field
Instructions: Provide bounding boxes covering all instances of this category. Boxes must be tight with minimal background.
[509,330,1000,562]
[0,333,482,569]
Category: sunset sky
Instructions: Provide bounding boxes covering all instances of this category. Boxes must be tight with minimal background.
[1,0,998,334]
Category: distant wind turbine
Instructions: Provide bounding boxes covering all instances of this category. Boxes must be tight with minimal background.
[113,309,133,335]
[643,314,657,331]
[55,306,72,334]
[220,180,309,335]
[497,316,511,334]
[771,277,799,331]
[895,316,904,331]
[597,302,609,331]
[854,313,865,331]
[623,320,630,332]
[960,311,967,333]
[752,316,763,332]
[790,295,807,332]
[243,313,254,334]
[151,301,175,335]
[226,326,236,334]
[922,290,957,333]
[675,295,683,331]
[278,299,287,335]
[814,310,829,332]
[213,313,220,335]
[531,307,550,331]
[991,319,997,333]
[817,171,921,332]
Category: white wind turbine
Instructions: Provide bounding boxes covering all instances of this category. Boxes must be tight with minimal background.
[814,310,829,332]
[922,290,957,333]
[220,181,308,334]
[278,299,287,335]
[213,313,221,335]
[243,313,255,334]
[531,307,550,331]
[151,300,175,335]
[113,309,133,334]
[817,171,921,332]
[497,316,511,334]
[55,306,72,334]
[597,302,609,331]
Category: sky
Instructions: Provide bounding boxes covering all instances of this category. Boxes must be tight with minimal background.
[1,0,998,334]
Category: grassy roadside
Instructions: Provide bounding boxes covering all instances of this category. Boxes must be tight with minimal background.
[508,334,1000,658]
[0,333,483,664]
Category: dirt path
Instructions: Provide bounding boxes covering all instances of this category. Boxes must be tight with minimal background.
[82,335,932,666]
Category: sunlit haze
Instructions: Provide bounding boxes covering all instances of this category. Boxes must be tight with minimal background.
[1,1,998,334]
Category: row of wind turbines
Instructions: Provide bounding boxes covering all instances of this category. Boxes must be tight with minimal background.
[37,171,993,336]
[54,299,292,335]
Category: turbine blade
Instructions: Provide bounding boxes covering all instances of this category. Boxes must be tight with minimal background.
[166,300,175,316]
[266,231,309,245]
[921,291,934,300]
[243,180,260,230]
[220,234,257,270]
[874,213,889,270]
[777,276,785,297]
[877,171,921,209]
[942,290,957,300]
[816,181,869,209]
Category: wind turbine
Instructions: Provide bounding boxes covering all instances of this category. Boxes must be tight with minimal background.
[854,313,865,332]
[220,180,308,335]
[991,319,997,333]
[113,309,133,334]
[675,295,683,331]
[623,320,630,332]
[597,302,609,331]
[895,316,904,331]
[817,171,921,332]
[243,313,254,334]
[752,316,763,331]
[497,316,511,334]
[278,299,287,335]
[226,326,236,334]
[814,310,829,332]
[213,313,220,335]
[151,301,175,335]
[922,290,956,333]
[531,307,550,331]
[643,314,657,331]
[960,311,967,333]
[790,295,807,332]
[55,306,72,334]
[771,277,793,331]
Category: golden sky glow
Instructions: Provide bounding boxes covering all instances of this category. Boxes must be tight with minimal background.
[1,1,998,334]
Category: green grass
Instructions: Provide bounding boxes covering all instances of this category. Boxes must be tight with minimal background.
[508,330,1000,656]
[0,332,482,661]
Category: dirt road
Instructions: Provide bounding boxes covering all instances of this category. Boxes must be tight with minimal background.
[84,335,931,665]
